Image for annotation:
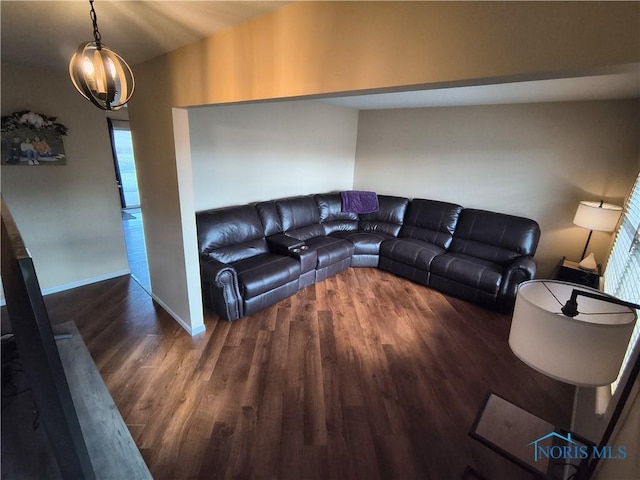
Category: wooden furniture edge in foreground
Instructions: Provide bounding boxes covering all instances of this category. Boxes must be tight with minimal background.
[54,320,152,479]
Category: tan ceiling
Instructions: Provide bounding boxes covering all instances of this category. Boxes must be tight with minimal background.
[0,1,289,71]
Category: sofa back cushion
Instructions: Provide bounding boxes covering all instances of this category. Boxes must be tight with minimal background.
[450,209,540,265]
[255,200,282,236]
[315,193,358,234]
[358,195,409,237]
[276,196,324,240]
[196,205,269,263]
[400,199,463,249]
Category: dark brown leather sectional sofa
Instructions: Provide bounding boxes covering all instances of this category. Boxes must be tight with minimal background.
[196,193,540,321]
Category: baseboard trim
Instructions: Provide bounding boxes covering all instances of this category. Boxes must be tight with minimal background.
[150,293,206,337]
[0,270,131,306]
[42,270,132,296]
[0,270,206,337]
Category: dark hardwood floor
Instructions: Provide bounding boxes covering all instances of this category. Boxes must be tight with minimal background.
[25,268,574,479]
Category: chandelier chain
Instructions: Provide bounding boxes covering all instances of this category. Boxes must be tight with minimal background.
[89,0,102,48]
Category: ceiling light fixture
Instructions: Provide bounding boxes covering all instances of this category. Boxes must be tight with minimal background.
[69,0,135,111]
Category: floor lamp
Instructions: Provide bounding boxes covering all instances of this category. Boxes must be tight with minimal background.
[572,201,623,271]
[509,280,639,479]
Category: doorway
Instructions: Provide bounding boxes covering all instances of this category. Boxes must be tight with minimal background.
[108,119,150,292]
[109,119,140,208]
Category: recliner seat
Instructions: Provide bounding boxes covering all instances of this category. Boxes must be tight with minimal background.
[331,195,409,267]
[379,199,462,286]
[197,204,301,319]
[274,196,355,283]
[429,209,539,310]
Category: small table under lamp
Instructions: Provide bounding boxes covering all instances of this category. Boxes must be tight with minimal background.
[470,280,639,479]
[572,201,623,271]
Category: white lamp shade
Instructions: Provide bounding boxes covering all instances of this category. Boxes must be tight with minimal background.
[509,280,636,387]
[573,201,623,232]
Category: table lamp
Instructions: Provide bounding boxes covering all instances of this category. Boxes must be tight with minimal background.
[509,279,639,479]
[572,201,623,272]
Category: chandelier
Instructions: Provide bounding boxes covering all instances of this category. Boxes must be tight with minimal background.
[69,0,135,111]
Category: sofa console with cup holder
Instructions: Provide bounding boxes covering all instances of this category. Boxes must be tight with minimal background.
[196,193,540,321]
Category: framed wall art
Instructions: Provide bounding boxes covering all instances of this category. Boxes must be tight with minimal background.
[1,111,68,166]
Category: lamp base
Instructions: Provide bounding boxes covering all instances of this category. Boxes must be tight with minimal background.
[578,253,598,272]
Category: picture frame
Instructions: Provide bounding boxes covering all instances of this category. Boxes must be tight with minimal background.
[1,111,68,166]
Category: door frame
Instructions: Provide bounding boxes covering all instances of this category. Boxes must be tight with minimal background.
[107,118,127,209]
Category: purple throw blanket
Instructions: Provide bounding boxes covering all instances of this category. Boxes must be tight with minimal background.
[341,190,379,214]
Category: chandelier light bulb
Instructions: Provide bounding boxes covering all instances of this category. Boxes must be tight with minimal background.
[82,58,95,77]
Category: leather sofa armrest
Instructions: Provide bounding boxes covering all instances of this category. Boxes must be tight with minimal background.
[267,233,306,255]
[497,256,537,312]
[200,256,243,321]
[267,233,316,273]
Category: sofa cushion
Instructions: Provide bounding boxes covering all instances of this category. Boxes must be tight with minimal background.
[331,230,394,255]
[358,195,409,236]
[430,253,503,294]
[286,224,326,241]
[323,220,359,235]
[450,209,540,265]
[255,200,282,236]
[232,253,301,299]
[400,199,463,249]
[196,205,269,262]
[315,193,359,235]
[380,238,446,270]
[205,240,270,264]
[276,196,321,231]
[304,236,355,269]
[316,193,359,222]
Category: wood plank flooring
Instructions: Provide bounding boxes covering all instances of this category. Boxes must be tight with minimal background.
[38,268,574,479]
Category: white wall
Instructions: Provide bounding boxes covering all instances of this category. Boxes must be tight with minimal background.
[189,101,359,210]
[353,100,640,277]
[1,62,129,300]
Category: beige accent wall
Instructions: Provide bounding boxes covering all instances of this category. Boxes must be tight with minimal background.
[161,1,640,107]
[189,101,358,211]
[353,100,640,277]
[128,1,640,332]
[0,62,129,300]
